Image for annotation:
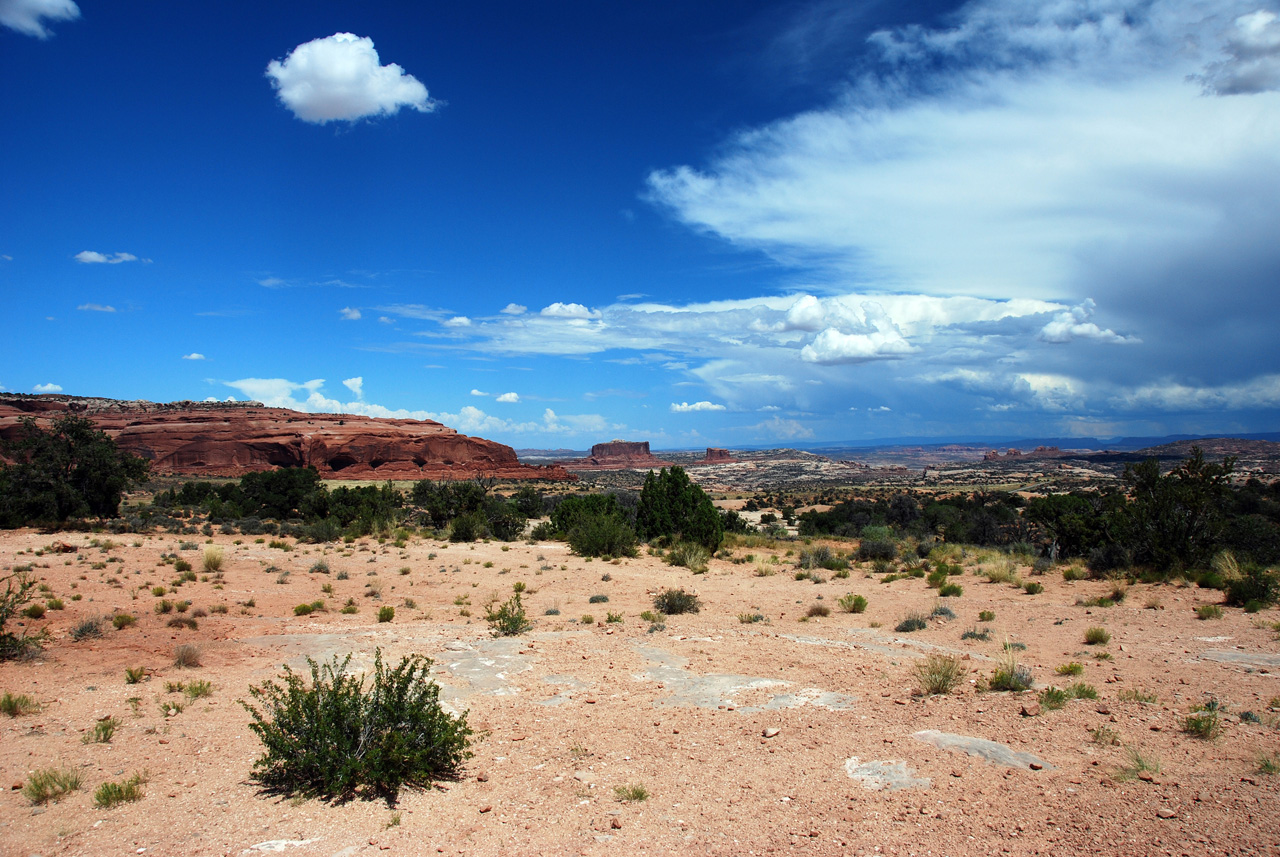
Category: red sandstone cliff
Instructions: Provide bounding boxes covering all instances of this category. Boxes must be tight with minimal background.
[0,394,573,482]
[691,447,738,465]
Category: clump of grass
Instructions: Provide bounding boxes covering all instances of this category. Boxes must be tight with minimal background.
[202,546,224,573]
[837,593,868,613]
[83,715,120,743]
[653,588,701,615]
[70,616,104,641]
[94,771,148,808]
[1091,726,1120,746]
[378,606,395,623]
[155,599,174,614]
[22,768,82,805]
[614,783,650,802]
[1195,604,1223,620]
[1257,754,1280,775]
[1115,746,1161,781]
[1055,662,1084,676]
[113,613,137,630]
[1,691,40,716]
[960,626,991,641]
[895,613,928,633]
[125,666,146,684]
[666,542,711,573]
[1039,686,1069,710]
[184,679,213,699]
[309,560,331,575]
[45,597,64,610]
[930,603,956,620]
[1083,626,1111,645]
[588,594,609,604]
[485,593,532,636]
[606,611,623,624]
[912,653,966,696]
[1068,682,1097,699]
[580,614,594,625]
[978,610,995,622]
[988,647,1033,692]
[938,582,963,598]
[738,612,765,624]
[167,616,198,630]
[1023,581,1044,595]
[1182,699,1224,740]
[173,643,201,669]
[806,603,831,618]
[1119,688,1158,704]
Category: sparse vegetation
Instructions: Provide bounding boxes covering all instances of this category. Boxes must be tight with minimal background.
[202,545,224,573]
[71,616,104,641]
[988,647,1033,692]
[1182,699,1224,740]
[837,593,868,613]
[614,783,649,802]
[22,768,82,805]
[1195,604,1223,620]
[173,643,201,668]
[1115,746,1162,781]
[377,605,395,623]
[125,666,146,684]
[241,649,473,802]
[83,715,120,743]
[912,653,966,695]
[1055,662,1084,676]
[895,613,928,633]
[806,603,831,618]
[485,593,532,637]
[1083,626,1111,645]
[1,691,40,716]
[94,771,148,808]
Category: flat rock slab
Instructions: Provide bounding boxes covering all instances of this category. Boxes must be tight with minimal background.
[539,674,592,706]
[844,757,930,791]
[431,638,532,704]
[1200,650,1280,668]
[633,643,855,711]
[913,730,1053,770]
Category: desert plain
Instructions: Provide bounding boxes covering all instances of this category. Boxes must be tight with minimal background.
[2,522,1278,857]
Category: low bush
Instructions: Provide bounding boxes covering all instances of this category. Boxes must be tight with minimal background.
[858,540,897,562]
[71,617,104,641]
[1,691,40,716]
[1084,626,1111,645]
[485,594,532,637]
[837,593,868,614]
[666,541,711,573]
[202,546,224,573]
[377,606,395,623]
[1195,604,1223,620]
[988,649,1033,692]
[1182,699,1224,740]
[938,583,963,598]
[806,603,831,618]
[895,613,928,633]
[653,588,700,615]
[113,613,137,630]
[173,643,201,668]
[1055,662,1084,676]
[242,650,472,802]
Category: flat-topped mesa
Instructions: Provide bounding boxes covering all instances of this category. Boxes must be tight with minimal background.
[693,447,738,465]
[560,439,675,471]
[0,394,574,482]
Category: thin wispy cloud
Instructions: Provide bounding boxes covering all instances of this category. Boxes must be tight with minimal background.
[0,0,78,38]
[77,303,116,313]
[75,250,141,264]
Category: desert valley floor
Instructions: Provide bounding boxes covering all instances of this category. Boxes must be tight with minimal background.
[2,528,1278,856]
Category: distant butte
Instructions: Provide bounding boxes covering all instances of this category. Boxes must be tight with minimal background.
[0,394,574,482]
[560,440,675,471]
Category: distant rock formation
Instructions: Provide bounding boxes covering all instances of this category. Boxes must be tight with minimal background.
[983,446,1062,461]
[0,394,574,482]
[698,447,737,464]
[560,440,675,471]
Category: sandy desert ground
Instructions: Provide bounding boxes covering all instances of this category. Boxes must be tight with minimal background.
[2,528,1278,856]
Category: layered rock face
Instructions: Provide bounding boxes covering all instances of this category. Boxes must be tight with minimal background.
[697,447,738,464]
[0,394,573,482]
[561,440,675,471]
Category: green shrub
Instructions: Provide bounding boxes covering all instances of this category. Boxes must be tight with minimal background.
[988,649,1033,692]
[94,771,148,808]
[22,602,45,619]
[1055,662,1084,676]
[125,666,146,684]
[295,603,315,616]
[1084,626,1111,645]
[738,612,764,623]
[377,606,395,623]
[895,613,927,633]
[45,597,64,610]
[978,610,995,622]
[1182,699,1223,740]
[938,583,963,598]
[806,603,831,618]
[653,588,700,615]
[614,783,649,802]
[174,559,192,573]
[1023,581,1044,595]
[858,540,897,562]
[1225,563,1279,607]
[960,626,991,641]
[22,768,82,805]
[838,593,868,613]
[588,594,609,604]
[567,515,638,558]
[113,613,137,630]
[1195,604,1223,620]
[1039,687,1069,710]
[1068,682,1097,699]
[243,650,472,802]
[913,653,965,695]
[485,594,532,637]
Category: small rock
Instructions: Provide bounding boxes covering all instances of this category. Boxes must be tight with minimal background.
[762,728,781,738]
[479,805,493,814]
[1197,790,1210,802]
[1138,773,1155,783]
[610,818,622,830]
[1096,706,1111,715]
[1156,808,1177,819]
[11,782,21,790]
[1020,703,1041,717]
[476,772,489,782]
[584,698,597,704]
[1029,763,1044,771]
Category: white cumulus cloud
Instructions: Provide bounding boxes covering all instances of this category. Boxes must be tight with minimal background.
[0,0,78,38]
[540,302,601,320]
[1197,10,1280,95]
[470,389,489,397]
[443,316,471,327]
[32,382,62,393]
[182,353,205,361]
[496,392,520,403]
[1038,299,1139,344]
[670,401,726,413]
[266,33,437,124]
[75,250,138,264]
[500,303,527,315]
[339,306,361,320]
[342,376,363,399]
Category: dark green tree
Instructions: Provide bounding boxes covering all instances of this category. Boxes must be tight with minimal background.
[635,466,724,551]
[0,416,149,527]
[1116,447,1235,573]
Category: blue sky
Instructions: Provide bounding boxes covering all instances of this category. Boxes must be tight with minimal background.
[3,1,1278,449]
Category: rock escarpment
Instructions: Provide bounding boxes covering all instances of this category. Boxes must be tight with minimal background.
[0,394,573,482]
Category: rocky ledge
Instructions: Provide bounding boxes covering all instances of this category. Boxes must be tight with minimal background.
[0,394,574,482]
